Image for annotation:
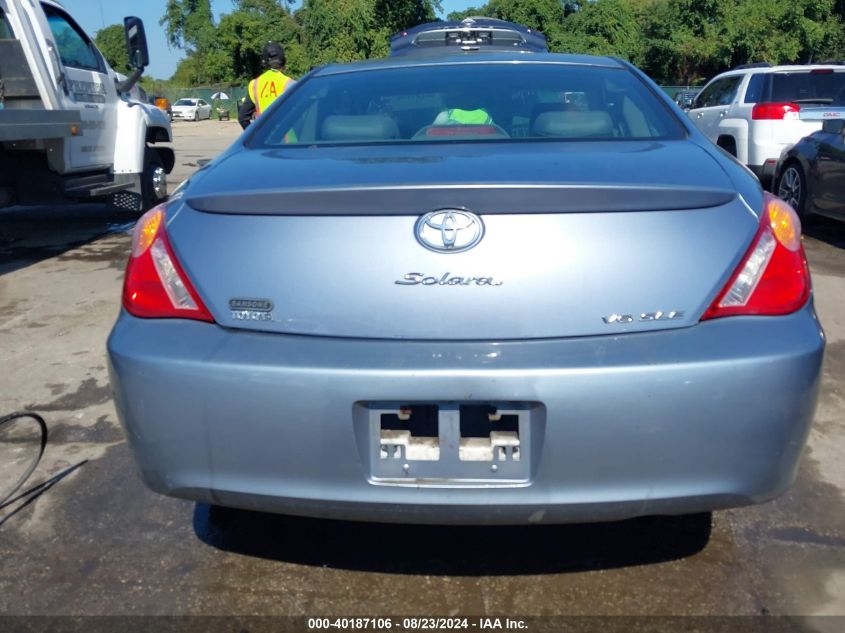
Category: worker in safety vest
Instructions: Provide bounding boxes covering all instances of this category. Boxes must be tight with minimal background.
[238,42,294,130]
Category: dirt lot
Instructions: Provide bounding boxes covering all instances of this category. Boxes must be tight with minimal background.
[0,119,844,629]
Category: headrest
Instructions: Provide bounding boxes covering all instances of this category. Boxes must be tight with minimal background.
[531,111,613,138]
[320,115,400,142]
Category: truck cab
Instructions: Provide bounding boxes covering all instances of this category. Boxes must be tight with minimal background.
[0,0,173,211]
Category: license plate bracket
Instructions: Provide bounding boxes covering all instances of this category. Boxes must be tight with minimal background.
[355,402,544,486]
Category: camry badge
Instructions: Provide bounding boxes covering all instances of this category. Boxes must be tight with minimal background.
[415,209,484,253]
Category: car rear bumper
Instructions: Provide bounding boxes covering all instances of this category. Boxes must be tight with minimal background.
[107,304,824,525]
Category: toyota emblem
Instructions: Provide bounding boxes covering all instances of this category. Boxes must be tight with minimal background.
[414,209,484,254]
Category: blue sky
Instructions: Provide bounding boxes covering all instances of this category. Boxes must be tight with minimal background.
[60,0,473,79]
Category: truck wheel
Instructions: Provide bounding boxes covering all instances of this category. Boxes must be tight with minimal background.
[141,149,167,210]
[717,136,737,157]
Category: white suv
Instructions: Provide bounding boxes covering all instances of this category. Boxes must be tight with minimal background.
[688,63,845,188]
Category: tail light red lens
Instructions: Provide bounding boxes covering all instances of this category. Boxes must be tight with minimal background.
[702,193,810,320]
[751,102,801,120]
[122,205,214,322]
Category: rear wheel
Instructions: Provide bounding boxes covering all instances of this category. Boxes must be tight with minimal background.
[141,149,167,210]
[777,162,807,218]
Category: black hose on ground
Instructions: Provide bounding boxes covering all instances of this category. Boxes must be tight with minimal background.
[0,411,87,526]
[0,411,48,507]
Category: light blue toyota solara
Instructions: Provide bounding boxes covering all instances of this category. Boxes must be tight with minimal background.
[107,48,825,525]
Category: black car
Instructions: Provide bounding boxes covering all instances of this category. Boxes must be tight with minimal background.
[776,118,845,221]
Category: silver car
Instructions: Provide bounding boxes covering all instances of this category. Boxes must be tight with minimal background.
[108,52,824,525]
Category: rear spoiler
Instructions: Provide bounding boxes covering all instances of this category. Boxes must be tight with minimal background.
[186,184,737,216]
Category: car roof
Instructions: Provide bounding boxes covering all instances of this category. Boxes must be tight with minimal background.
[310,52,626,78]
[765,64,845,72]
[714,63,845,79]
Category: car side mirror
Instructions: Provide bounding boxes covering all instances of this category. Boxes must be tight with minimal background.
[124,17,149,70]
[821,119,845,135]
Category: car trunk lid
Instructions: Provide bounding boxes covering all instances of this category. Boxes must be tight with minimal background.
[167,141,758,340]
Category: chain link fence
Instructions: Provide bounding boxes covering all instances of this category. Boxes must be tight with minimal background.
[660,85,703,99]
[145,84,250,119]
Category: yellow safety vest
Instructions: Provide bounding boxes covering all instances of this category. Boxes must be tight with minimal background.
[444,108,493,125]
[248,69,293,116]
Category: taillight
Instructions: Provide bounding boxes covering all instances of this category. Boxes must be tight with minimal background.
[702,193,810,320]
[122,204,214,322]
[751,102,801,120]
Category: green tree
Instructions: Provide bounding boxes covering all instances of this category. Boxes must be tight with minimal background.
[161,0,845,88]
[160,0,229,84]
[555,0,646,64]
[94,24,131,73]
[371,0,442,57]
[447,6,487,20]
[373,0,441,34]
[217,0,306,79]
[160,0,216,50]
[640,0,732,84]
[298,0,382,64]
[487,0,566,36]
[725,0,844,66]
[448,0,566,40]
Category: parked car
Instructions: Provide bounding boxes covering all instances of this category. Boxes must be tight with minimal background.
[172,97,212,121]
[109,45,824,525]
[688,63,845,188]
[775,117,845,220]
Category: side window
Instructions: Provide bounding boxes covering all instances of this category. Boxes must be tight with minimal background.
[199,100,207,107]
[714,76,741,106]
[695,77,742,108]
[42,5,102,72]
[694,80,722,109]
[0,9,15,39]
[743,74,766,104]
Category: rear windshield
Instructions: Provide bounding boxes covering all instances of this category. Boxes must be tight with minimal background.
[250,63,685,147]
[771,71,845,105]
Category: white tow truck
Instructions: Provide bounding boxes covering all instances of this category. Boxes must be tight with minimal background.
[0,0,173,212]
